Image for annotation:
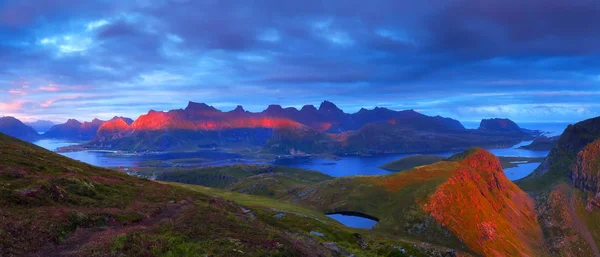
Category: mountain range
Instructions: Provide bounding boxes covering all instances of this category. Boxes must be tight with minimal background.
[24,120,55,133]
[1,101,540,154]
[76,101,538,153]
[43,117,134,140]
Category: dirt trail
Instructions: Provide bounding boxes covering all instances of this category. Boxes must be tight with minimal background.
[568,191,600,257]
[27,201,190,257]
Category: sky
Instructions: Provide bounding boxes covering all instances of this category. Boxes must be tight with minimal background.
[1,0,599,123]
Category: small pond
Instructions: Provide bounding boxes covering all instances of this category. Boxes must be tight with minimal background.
[326,212,379,229]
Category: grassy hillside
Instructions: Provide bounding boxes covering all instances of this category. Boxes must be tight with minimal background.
[379,155,444,171]
[157,164,332,197]
[280,148,547,256]
[1,132,461,257]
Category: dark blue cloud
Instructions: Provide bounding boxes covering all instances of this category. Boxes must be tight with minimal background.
[0,0,599,123]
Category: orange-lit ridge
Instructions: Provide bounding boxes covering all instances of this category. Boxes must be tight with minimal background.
[126,110,303,131]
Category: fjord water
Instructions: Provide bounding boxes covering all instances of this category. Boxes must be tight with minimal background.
[32,139,244,168]
[33,122,569,180]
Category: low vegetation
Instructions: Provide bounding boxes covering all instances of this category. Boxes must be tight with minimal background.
[1,132,458,256]
[379,155,443,171]
[157,164,332,197]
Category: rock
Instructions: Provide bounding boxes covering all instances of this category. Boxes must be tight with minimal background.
[240,207,252,214]
[444,249,457,257]
[392,245,406,254]
[353,233,367,249]
[273,213,285,219]
[324,242,355,257]
[168,200,175,204]
[310,231,325,237]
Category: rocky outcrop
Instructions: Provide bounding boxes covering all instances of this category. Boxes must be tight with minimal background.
[570,138,600,195]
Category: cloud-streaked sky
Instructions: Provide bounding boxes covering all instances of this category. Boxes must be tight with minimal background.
[1,0,599,123]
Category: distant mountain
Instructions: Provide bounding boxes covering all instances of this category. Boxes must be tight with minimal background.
[82,101,470,152]
[65,101,541,154]
[95,116,133,139]
[24,120,55,133]
[478,118,524,133]
[320,117,535,155]
[0,116,40,141]
[45,118,105,140]
[519,135,559,150]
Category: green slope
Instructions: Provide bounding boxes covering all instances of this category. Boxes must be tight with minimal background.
[157,164,332,197]
[0,132,456,257]
[379,155,444,171]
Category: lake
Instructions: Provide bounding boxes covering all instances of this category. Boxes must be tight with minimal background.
[33,122,567,181]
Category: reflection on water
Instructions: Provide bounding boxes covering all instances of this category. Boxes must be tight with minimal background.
[326,213,378,229]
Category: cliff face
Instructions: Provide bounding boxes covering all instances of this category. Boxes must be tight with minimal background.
[570,138,600,196]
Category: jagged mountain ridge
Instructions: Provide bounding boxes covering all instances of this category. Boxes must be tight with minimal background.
[45,116,133,140]
[51,100,538,153]
[24,120,55,133]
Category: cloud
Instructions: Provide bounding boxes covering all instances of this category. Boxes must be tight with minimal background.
[39,85,60,92]
[0,100,26,111]
[0,0,599,123]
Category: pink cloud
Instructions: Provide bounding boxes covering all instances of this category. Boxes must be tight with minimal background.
[39,84,60,92]
[40,99,59,108]
[40,95,81,108]
[0,100,26,111]
[8,89,27,96]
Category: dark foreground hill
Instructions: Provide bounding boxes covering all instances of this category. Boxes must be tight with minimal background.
[0,132,461,257]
